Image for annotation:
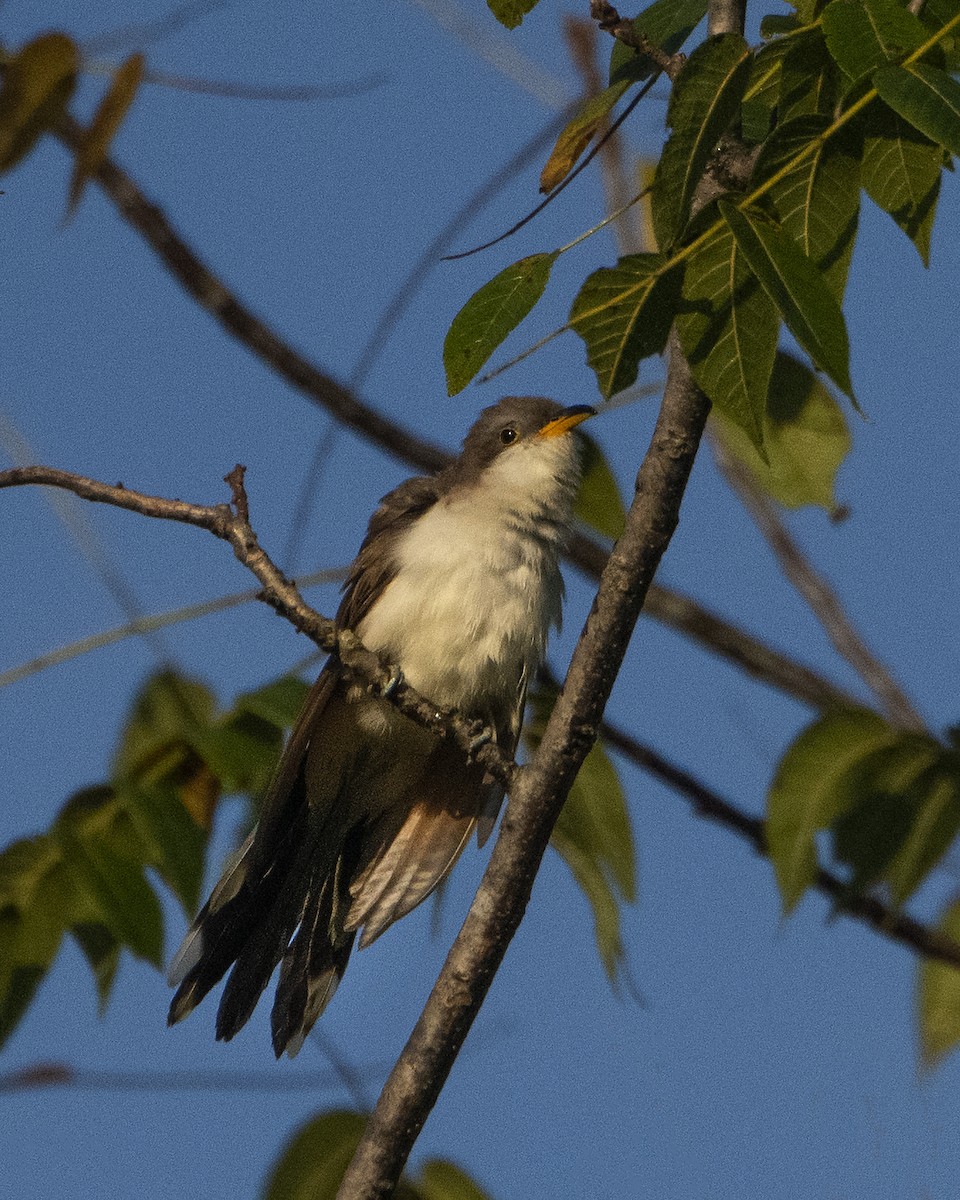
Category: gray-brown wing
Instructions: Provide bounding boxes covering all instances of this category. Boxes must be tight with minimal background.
[336,474,439,632]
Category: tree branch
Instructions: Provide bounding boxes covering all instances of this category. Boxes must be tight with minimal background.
[714,442,927,733]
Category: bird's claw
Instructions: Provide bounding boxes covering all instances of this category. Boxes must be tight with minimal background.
[381,666,403,698]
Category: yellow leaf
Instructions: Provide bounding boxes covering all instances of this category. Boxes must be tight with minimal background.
[0,33,78,172]
[539,82,628,193]
[68,53,145,215]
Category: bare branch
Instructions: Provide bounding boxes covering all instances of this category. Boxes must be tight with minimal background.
[52,115,450,477]
[0,566,346,690]
[715,442,927,733]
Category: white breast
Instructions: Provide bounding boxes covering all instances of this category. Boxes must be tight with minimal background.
[357,434,579,714]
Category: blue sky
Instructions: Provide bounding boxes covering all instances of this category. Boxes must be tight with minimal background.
[3,1,960,1197]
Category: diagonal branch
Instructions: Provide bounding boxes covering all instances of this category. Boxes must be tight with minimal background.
[336,334,712,1198]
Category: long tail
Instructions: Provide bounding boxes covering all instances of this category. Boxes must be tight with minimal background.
[167,780,358,1058]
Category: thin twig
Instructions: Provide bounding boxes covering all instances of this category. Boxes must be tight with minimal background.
[715,442,927,733]
[442,77,658,260]
[589,0,686,80]
[564,16,645,258]
[0,566,347,690]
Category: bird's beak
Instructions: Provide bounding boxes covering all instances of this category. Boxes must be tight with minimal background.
[536,405,597,440]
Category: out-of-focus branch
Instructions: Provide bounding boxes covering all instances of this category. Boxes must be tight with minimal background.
[715,442,927,733]
[52,114,450,477]
[564,16,644,257]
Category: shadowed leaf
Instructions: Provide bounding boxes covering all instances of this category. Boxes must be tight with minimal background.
[766,708,901,910]
[720,201,856,402]
[526,690,636,984]
[711,352,851,511]
[444,254,558,396]
[862,100,944,264]
[874,63,960,157]
[822,0,927,83]
[651,33,753,248]
[575,434,627,542]
[677,219,779,455]
[752,114,861,299]
[569,254,680,398]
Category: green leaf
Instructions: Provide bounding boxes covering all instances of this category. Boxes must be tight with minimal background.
[822,0,928,82]
[526,691,636,984]
[113,670,217,782]
[886,768,960,905]
[741,38,792,143]
[575,433,627,541]
[416,1160,493,1200]
[875,63,960,156]
[540,83,630,193]
[57,821,164,967]
[71,923,121,1013]
[121,783,207,914]
[918,895,960,1068]
[609,0,709,84]
[676,219,779,454]
[0,855,74,1049]
[232,675,310,729]
[752,115,861,299]
[0,33,78,172]
[862,99,944,263]
[719,201,856,402]
[485,0,539,29]
[67,52,144,215]
[830,737,941,890]
[778,30,840,121]
[263,1111,368,1200]
[711,352,851,511]
[766,708,901,910]
[651,33,753,247]
[569,254,681,398]
[444,254,558,396]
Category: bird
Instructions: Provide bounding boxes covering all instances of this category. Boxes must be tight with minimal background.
[167,395,595,1057]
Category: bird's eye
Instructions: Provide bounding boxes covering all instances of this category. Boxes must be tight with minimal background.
[500,427,519,445]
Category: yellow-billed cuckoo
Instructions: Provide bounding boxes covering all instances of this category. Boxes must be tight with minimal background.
[167,395,594,1056]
